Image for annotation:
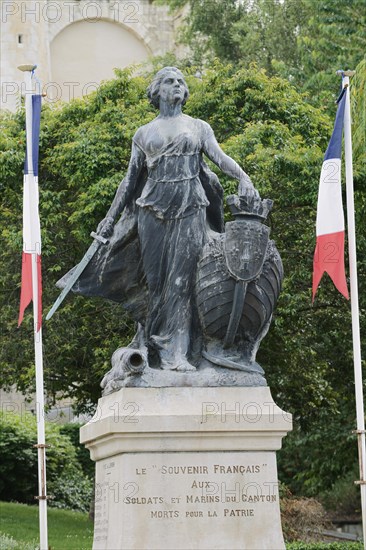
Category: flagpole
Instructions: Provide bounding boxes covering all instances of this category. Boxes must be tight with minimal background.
[341,71,366,547]
[19,65,49,550]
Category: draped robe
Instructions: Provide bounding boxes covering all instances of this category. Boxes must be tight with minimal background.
[57,117,224,363]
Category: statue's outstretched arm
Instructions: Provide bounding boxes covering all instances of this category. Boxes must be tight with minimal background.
[202,134,260,199]
[97,142,145,237]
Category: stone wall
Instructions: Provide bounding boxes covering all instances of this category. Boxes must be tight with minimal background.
[1,0,182,110]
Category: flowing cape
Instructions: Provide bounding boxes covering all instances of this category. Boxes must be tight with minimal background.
[57,160,224,325]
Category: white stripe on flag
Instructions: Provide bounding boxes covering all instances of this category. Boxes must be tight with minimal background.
[23,174,41,254]
[316,158,344,236]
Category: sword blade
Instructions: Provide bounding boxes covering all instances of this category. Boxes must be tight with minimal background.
[46,234,105,321]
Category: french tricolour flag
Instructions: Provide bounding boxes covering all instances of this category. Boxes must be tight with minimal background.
[18,94,43,330]
[312,88,349,301]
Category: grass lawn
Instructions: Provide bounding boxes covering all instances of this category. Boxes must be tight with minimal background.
[0,501,93,550]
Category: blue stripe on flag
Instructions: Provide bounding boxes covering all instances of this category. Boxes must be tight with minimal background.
[324,88,346,161]
[24,95,42,177]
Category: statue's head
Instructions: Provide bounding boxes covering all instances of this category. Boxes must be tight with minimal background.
[147,67,189,109]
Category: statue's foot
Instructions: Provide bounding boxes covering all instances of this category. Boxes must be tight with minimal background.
[160,358,196,372]
[176,360,196,372]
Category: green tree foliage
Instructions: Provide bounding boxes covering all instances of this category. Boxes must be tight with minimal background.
[351,58,366,179]
[163,0,365,105]
[296,0,366,102]
[168,0,304,74]
[1,63,365,496]
[0,411,93,512]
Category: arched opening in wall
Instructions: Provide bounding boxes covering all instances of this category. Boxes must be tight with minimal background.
[50,19,150,102]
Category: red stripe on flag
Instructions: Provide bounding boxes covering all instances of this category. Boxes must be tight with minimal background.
[312,230,349,301]
[18,253,32,327]
[18,252,42,331]
[37,254,42,331]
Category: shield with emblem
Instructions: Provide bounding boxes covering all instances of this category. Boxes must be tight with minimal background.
[224,220,270,282]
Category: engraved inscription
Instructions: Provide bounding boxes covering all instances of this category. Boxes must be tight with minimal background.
[95,452,285,549]
[118,457,279,522]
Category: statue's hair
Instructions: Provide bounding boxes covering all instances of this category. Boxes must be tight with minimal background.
[147,67,189,109]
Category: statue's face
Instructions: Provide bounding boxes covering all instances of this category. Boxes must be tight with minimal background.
[159,71,186,106]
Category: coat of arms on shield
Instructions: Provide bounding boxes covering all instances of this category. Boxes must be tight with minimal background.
[224,220,270,282]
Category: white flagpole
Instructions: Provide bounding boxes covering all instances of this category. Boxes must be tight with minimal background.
[342,71,366,547]
[19,65,49,550]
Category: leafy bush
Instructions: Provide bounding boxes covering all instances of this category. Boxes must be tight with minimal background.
[287,544,363,550]
[0,411,92,512]
[0,533,37,550]
[320,467,361,517]
[278,420,359,497]
[59,423,95,479]
[0,533,19,550]
[50,467,93,514]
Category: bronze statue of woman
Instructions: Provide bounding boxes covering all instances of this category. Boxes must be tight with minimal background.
[58,67,261,375]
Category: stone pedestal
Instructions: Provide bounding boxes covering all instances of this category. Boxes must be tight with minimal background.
[81,387,292,550]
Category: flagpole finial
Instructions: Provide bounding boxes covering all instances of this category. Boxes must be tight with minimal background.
[336,70,356,77]
[18,64,37,73]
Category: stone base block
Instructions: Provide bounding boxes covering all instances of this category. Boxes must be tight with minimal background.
[80,387,292,550]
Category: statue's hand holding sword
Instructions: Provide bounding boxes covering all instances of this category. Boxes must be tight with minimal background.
[46,217,114,320]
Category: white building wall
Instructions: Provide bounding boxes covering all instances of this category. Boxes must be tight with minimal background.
[1,0,51,110]
[0,0,181,111]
